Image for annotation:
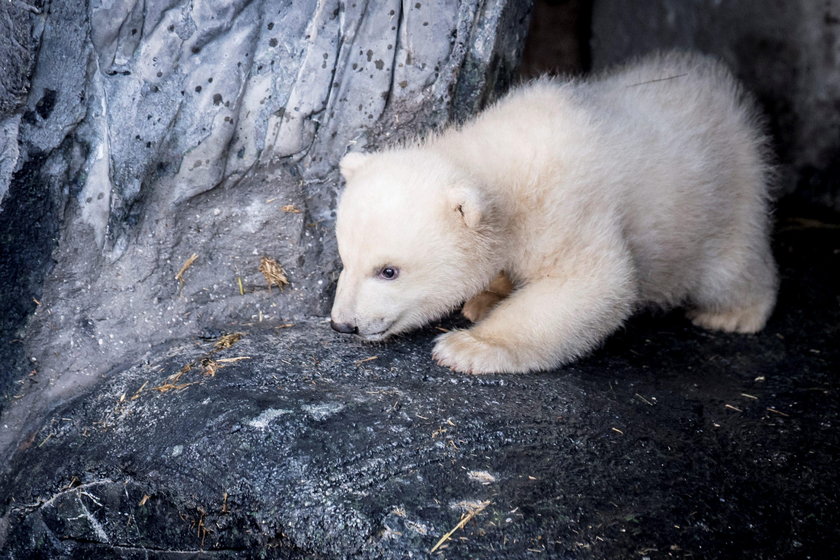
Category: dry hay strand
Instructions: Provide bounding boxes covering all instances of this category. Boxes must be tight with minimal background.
[202,359,219,377]
[202,356,251,377]
[259,256,289,291]
[354,356,378,366]
[126,333,247,403]
[221,491,230,514]
[175,253,199,287]
[281,204,302,213]
[214,332,244,350]
[429,500,491,553]
[129,381,149,401]
[217,356,251,363]
[153,381,198,393]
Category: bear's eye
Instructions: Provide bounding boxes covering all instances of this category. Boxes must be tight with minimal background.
[378,266,399,280]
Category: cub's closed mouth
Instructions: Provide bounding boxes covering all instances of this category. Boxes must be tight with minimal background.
[360,329,389,340]
[359,319,399,341]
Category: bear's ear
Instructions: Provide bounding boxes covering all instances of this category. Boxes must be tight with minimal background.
[339,152,369,181]
[447,181,485,229]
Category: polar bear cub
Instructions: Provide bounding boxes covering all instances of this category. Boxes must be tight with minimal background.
[330,52,778,374]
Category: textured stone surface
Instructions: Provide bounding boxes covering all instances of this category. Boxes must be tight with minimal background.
[1,217,838,558]
[0,0,35,207]
[4,2,840,557]
[0,1,34,118]
[0,0,532,452]
[591,0,840,210]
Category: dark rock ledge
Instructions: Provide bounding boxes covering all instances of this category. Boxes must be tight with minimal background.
[0,216,838,559]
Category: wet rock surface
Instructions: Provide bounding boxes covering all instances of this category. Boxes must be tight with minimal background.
[1,214,837,559]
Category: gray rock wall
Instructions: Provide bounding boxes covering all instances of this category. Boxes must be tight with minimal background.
[591,0,840,209]
[0,1,34,204]
[0,0,532,448]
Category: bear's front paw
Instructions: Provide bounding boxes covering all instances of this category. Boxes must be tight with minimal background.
[433,330,519,374]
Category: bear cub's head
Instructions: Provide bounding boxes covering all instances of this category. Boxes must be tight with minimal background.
[331,148,501,341]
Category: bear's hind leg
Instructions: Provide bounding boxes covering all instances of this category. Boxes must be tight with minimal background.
[461,272,514,322]
[687,241,777,334]
[687,300,774,333]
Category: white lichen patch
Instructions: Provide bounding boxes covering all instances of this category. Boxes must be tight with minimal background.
[76,492,110,543]
[404,518,431,536]
[450,499,490,512]
[247,408,292,429]
[302,402,345,421]
[467,470,497,485]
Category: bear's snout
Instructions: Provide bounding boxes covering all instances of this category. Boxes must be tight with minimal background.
[330,319,358,335]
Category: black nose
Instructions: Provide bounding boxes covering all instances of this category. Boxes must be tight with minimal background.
[330,320,358,334]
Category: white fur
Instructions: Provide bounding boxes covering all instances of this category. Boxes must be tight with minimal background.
[331,52,778,374]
